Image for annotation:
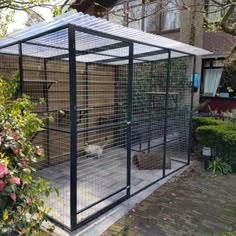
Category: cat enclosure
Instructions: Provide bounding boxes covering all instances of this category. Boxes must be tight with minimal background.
[0,12,210,231]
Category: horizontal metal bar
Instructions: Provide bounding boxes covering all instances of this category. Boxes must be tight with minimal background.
[46,214,72,232]
[47,127,71,134]
[130,163,188,197]
[0,23,194,59]
[72,24,194,57]
[24,41,68,51]
[96,49,167,64]
[77,186,127,215]
[73,162,188,230]
[131,137,178,152]
[0,24,70,50]
[0,50,59,60]
[170,157,188,164]
[77,122,127,133]
[47,50,146,63]
[0,52,47,61]
[47,41,128,60]
[73,195,129,231]
[47,121,127,134]
[78,42,128,56]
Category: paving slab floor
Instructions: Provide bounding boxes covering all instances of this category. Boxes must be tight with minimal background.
[101,160,236,236]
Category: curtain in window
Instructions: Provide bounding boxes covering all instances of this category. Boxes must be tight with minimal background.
[204,68,223,96]
[128,0,143,30]
[144,2,159,32]
[162,2,180,30]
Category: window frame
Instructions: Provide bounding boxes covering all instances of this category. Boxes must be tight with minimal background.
[201,58,225,97]
[107,0,181,33]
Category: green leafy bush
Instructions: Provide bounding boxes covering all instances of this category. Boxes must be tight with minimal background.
[209,158,233,175]
[223,232,236,236]
[192,116,224,130]
[0,74,57,235]
[195,117,236,173]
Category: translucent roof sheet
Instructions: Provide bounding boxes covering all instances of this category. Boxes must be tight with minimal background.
[0,11,211,64]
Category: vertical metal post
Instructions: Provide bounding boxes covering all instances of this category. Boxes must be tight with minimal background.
[127,43,134,196]
[163,50,171,177]
[18,43,24,95]
[147,64,153,153]
[188,56,196,165]
[68,25,77,230]
[85,63,89,143]
[43,59,50,166]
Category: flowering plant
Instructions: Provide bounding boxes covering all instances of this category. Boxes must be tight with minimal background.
[0,74,57,235]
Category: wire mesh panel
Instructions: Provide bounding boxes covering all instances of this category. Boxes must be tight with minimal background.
[74,30,130,223]
[19,29,72,228]
[130,60,165,194]
[0,47,19,82]
[164,56,194,174]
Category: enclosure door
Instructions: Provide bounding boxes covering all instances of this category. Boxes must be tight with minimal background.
[76,62,130,223]
[130,62,165,194]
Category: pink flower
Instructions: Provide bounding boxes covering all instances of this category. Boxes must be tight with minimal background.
[10,193,16,201]
[0,180,5,191]
[35,149,42,156]
[11,132,20,141]
[0,163,8,178]
[26,197,32,204]
[9,176,21,185]
[12,148,19,155]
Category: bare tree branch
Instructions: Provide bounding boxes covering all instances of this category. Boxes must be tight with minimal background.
[221,0,236,35]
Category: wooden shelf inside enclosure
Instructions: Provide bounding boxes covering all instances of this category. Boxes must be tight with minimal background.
[23,80,57,92]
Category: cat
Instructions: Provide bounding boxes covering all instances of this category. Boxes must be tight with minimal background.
[84,138,108,159]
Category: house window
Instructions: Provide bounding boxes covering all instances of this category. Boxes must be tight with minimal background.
[108,0,180,33]
[161,1,180,31]
[201,59,236,98]
[128,0,143,29]
[202,59,224,97]
[144,2,160,32]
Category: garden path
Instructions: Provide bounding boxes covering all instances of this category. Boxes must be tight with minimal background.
[102,160,236,236]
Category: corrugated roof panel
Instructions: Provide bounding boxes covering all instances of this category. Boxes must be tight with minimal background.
[0,11,211,61]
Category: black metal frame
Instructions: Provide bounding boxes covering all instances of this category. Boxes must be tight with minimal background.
[68,25,78,229]
[0,23,197,232]
[163,50,171,177]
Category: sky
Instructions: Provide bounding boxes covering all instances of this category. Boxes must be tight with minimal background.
[8,0,68,34]
[9,9,52,33]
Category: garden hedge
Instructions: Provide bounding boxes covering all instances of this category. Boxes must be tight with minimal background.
[194,117,236,172]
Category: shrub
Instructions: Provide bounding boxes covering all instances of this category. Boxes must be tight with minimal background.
[196,123,236,149]
[191,116,225,153]
[195,117,236,173]
[0,74,57,235]
[209,158,232,175]
[192,116,224,130]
